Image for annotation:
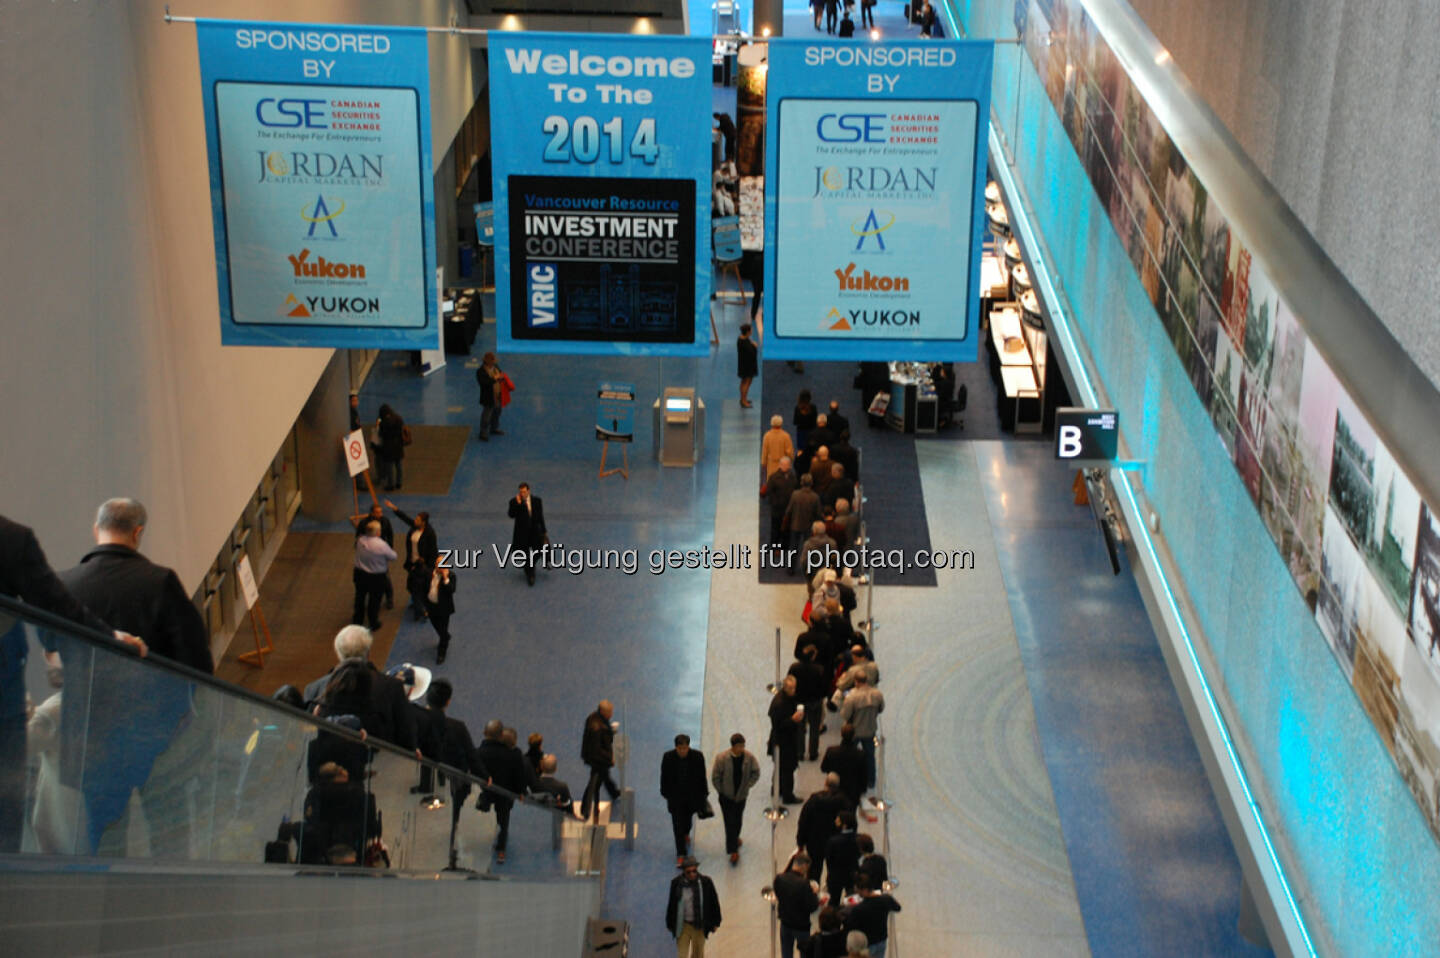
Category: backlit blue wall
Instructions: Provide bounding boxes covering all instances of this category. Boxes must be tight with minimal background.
[951,1,1440,954]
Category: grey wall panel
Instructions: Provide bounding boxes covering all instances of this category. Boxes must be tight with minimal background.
[0,0,479,591]
[0,869,597,956]
[1125,0,1440,391]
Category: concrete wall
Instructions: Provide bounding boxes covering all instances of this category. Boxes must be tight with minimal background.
[0,868,598,956]
[0,1,480,591]
[1125,0,1440,391]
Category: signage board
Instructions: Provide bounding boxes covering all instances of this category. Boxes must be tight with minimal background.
[1055,407,1119,461]
[488,33,712,356]
[196,21,437,349]
[596,381,636,442]
[236,554,260,610]
[343,428,370,476]
[763,39,993,361]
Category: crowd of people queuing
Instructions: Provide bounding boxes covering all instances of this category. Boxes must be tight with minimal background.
[748,397,901,958]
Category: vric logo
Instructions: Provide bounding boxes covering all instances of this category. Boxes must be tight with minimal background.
[527,264,557,327]
[256,98,328,128]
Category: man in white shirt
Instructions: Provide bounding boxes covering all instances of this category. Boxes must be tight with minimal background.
[352,520,397,630]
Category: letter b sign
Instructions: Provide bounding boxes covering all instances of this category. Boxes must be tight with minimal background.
[1058,425,1083,459]
[1054,408,1119,462]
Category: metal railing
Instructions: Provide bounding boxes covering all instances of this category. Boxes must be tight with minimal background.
[0,594,588,884]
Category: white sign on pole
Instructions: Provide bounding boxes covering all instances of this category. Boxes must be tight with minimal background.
[343,429,370,477]
[236,554,260,611]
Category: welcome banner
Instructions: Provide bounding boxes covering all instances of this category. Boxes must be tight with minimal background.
[488,33,712,356]
[197,21,437,348]
[764,40,993,361]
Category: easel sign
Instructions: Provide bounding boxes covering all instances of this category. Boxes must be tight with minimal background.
[343,429,382,530]
[596,382,635,480]
[344,429,371,478]
[235,554,274,668]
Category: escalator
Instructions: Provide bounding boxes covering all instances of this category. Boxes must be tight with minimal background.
[0,594,604,955]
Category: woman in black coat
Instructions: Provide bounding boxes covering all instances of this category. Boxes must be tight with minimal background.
[424,563,457,664]
[386,500,438,619]
[794,389,818,470]
[375,404,406,491]
[737,324,758,408]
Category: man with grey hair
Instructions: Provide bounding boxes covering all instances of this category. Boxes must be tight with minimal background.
[761,414,795,481]
[60,498,211,673]
[840,672,885,797]
[352,519,397,631]
[475,719,526,863]
[303,625,417,754]
[801,521,838,578]
[766,455,799,558]
[533,753,576,816]
[782,475,822,577]
[59,498,211,858]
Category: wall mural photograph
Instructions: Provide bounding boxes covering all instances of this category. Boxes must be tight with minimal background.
[1028,0,1440,845]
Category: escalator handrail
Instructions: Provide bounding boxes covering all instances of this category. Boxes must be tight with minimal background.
[0,592,554,812]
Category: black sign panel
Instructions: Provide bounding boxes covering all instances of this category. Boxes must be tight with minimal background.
[1055,407,1119,461]
[507,175,696,344]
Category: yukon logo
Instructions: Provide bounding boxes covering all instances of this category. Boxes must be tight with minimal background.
[835,263,909,293]
[279,293,380,317]
[281,293,310,318]
[821,307,920,330]
[288,248,366,280]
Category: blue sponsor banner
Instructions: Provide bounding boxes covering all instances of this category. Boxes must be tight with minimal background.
[196,21,436,348]
[488,33,712,356]
[763,40,993,361]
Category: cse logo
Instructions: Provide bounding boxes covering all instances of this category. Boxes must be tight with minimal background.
[817,113,886,143]
[256,98,328,129]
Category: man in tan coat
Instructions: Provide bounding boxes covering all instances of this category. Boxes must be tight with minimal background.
[761,415,795,482]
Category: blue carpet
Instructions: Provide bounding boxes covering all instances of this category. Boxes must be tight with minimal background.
[355,319,731,957]
[976,441,1271,957]
[756,360,936,586]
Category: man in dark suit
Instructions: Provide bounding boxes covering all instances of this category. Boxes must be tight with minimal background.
[821,724,867,816]
[354,503,395,610]
[476,718,527,864]
[533,753,577,817]
[661,733,711,863]
[826,401,851,440]
[768,675,805,803]
[580,700,620,822]
[0,515,144,854]
[766,456,799,558]
[507,482,547,586]
[57,499,213,857]
[830,432,860,483]
[60,499,211,673]
[796,772,846,883]
[424,679,488,865]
